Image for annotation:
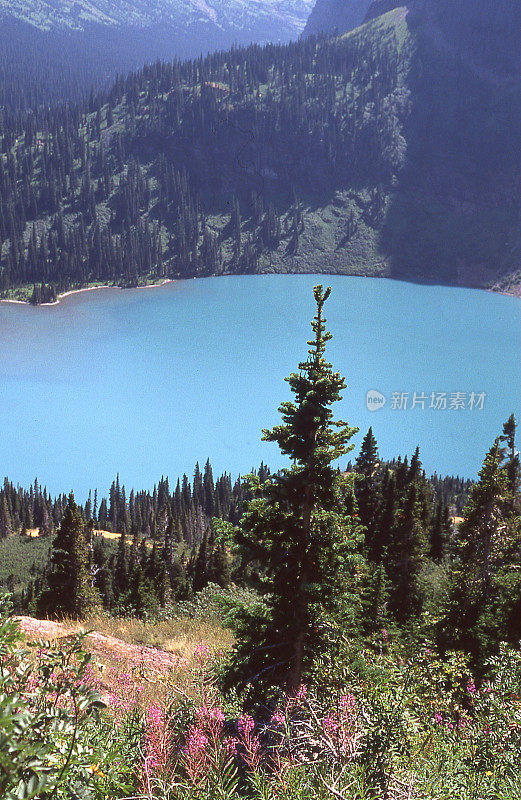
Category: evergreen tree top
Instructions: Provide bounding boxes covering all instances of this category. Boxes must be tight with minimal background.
[262,284,358,470]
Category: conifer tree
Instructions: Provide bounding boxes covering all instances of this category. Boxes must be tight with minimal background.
[372,470,396,564]
[127,565,157,616]
[192,528,209,593]
[354,427,381,557]
[362,562,391,636]
[500,414,521,502]
[39,492,99,619]
[386,481,426,623]
[157,563,172,607]
[114,529,128,599]
[430,499,446,561]
[209,541,231,588]
[442,439,521,661]
[203,459,215,517]
[0,494,13,539]
[223,285,362,705]
[454,442,511,602]
[170,557,190,600]
[93,539,114,609]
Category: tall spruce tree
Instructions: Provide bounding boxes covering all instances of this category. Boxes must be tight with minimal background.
[442,437,521,664]
[500,414,521,501]
[223,285,362,705]
[430,499,446,561]
[354,427,381,558]
[0,494,13,539]
[372,470,396,564]
[386,481,426,622]
[39,492,99,619]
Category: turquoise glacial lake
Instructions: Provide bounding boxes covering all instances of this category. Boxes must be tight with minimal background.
[1,275,520,498]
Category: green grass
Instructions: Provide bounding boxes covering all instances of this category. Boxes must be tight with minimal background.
[0,531,120,592]
[0,534,51,591]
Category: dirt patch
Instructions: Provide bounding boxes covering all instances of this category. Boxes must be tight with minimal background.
[15,616,66,638]
[15,616,183,673]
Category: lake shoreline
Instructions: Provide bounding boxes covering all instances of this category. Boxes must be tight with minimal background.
[1,273,520,308]
[493,285,521,300]
[0,279,176,307]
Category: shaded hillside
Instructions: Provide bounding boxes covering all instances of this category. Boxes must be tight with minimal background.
[1,0,521,297]
[303,0,371,36]
[0,0,313,110]
[383,0,521,286]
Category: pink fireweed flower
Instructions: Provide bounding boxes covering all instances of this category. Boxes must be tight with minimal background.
[197,705,225,725]
[296,684,307,701]
[467,679,477,695]
[322,715,340,736]
[237,715,261,770]
[238,715,255,737]
[270,710,285,727]
[196,705,225,740]
[433,711,443,726]
[140,702,173,790]
[458,710,471,730]
[185,726,208,756]
[224,736,239,756]
[242,733,261,770]
[340,694,356,714]
[209,707,225,723]
[183,726,209,783]
[147,703,164,728]
[194,642,211,663]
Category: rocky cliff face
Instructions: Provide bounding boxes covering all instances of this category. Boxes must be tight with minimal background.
[303,0,371,36]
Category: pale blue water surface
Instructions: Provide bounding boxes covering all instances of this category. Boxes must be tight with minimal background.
[1,275,520,498]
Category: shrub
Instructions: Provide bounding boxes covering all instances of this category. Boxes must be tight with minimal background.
[0,597,140,798]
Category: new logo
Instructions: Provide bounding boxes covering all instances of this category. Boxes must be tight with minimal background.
[366,390,387,412]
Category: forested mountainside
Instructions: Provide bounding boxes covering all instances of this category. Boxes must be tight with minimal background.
[1,0,521,299]
[0,0,313,110]
[303,0,371,37]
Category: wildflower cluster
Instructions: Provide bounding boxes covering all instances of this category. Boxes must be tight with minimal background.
[0,604,139,799]
[138,639,521,800]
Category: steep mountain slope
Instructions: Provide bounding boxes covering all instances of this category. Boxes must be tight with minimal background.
[383,0,521,287]
[0,0,313,108]
[303,0,371,36]
[1,0,521,297]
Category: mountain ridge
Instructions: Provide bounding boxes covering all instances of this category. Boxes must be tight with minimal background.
[303,0,371,37]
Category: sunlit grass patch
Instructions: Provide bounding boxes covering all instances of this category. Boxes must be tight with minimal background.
[17,611,233,712]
